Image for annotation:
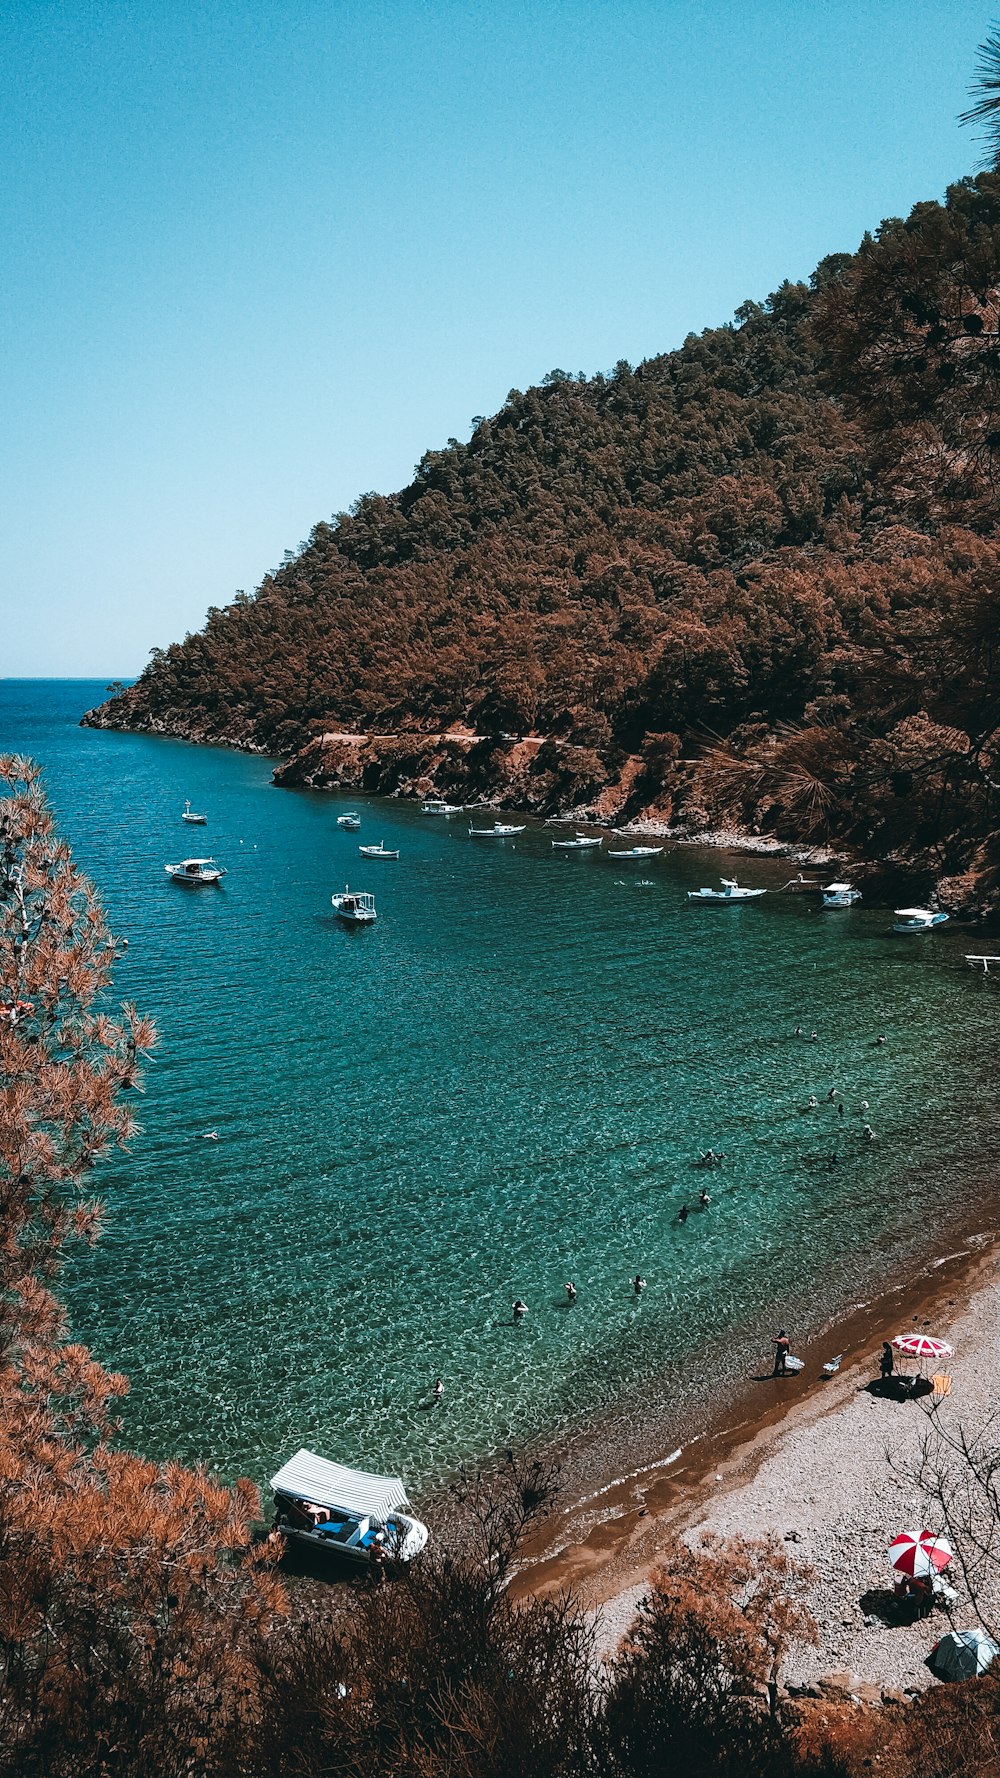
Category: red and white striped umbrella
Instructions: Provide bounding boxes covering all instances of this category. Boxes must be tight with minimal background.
[889,1528,954,1578]
[891,1334,953,1361]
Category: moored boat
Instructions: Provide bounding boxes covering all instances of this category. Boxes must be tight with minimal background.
[687,877,765,902]
[420,798,462,814]
[165,857,226,885]
[181,800,207,825]
[271,1448,428,1566]
[821,882,862,908]
[551,833,603,850]
[892,907,949,933]
[331,885,377,923]
[468,821,525,836]
[358,843,399,859]
[337,813,362,830]
[608,845,663,858]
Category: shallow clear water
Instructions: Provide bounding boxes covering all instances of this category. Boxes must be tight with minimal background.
[3,680,997,1495]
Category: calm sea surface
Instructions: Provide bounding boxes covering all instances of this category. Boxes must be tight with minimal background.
[3,680,998,1497]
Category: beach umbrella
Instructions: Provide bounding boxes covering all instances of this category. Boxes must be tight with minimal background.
[891,1334,953,1361]
[889,1528,954,1579]
[930,1628,999,1681]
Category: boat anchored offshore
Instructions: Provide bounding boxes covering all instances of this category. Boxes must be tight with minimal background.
[337,813,362,831]
[608,845,664,858]
[181,800,207,825]
[892,907,949,933]
[420,798,462,815]
[165,857,226,885]
[271,1448,429,1567]
[331,885,377,923]
[687,877,765,902]
[551,833,603,850]
[822,882,862,908]
[468,821,525,836]
[358,843,399,859]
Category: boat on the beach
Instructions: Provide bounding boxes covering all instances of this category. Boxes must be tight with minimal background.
[358,843,399,859]
[331,886,377,923]
[892,907,949,933]
[181,800,207,825]
[468,821,525,836]
[822,882,862,908]
[271,1447,428,1567]
[687,878,766,902]
[608,845,664,858]
[165,856,226,885]
[783,871,822,891]
[420,798,462,815]
[337,813,362,830]
[551,834,603,850]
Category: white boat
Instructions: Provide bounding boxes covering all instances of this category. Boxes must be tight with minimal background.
[337,813,362,830]
[271,1448,428,1567]
[551,833,603,850]
[468,821,525,836]
[358,843,399,859]
[608,845,663,858]
[822,882,862,907]
[420,798,462,815]
[165,857,226,885]
[181,800,207,825]
[331,885,377,923]
[892,907,949,933]
[687,877,766,902]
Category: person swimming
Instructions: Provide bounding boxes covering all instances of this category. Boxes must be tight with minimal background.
[807,1095,818,1109]
[433,1378,444,1401]
[565,1281,577,1303]
[512,1299,528,1323]
[678,1203,689,1224]
[634,1274,647,1293]
[699,1188,711,1207]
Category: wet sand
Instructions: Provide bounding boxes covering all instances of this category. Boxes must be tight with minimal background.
[512,1224,1000,1690]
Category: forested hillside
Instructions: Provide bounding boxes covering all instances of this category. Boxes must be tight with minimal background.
[87,172,1000,903]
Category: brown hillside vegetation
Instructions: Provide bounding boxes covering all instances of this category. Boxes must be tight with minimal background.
[87,172,1000,902]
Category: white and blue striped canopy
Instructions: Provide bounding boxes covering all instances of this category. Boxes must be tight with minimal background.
[270,1448,410,1519]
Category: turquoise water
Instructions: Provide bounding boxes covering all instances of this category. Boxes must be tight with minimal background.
[3,680,998,1496]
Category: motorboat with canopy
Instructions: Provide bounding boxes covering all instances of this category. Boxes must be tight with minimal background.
[165,857,226,884]
[892,907,949,933]
[182,800,207,824]
[421,798,462,814]
[468,821,525,836]
[337,813,362,830]
[270,1448,429,1566]
[331,886,377,923]
[822,882,862,907]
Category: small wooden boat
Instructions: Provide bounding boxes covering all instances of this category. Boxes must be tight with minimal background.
[182,800,207,825]
[687,878,765,902]
[337,813,362,830]
[608,845,663,858]
[165,857,226,885]
[420,799,462,815]
[358,843,399,859]
[331,885,377,923]
[551,834,603,850]
[892,907,949,933]
[271,1448,428,1567]
[468,821,525,836]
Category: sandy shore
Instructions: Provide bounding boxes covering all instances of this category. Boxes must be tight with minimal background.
[515,1234,1000,1695]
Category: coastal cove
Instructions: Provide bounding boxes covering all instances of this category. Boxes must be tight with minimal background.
[4,680,1000,1523]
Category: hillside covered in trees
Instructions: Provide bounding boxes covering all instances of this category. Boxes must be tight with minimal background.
[88,172,1000,905]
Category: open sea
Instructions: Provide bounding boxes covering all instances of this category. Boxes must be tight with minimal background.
[3,679,998,1501]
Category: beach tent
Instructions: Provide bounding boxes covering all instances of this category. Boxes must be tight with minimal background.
[889,1529,953,1579]
[930,1629,999,1681]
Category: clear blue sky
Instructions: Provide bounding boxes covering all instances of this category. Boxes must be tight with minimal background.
[2,0,995,677]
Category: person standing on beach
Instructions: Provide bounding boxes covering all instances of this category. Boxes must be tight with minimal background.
[880,1342,894,1380]
[773,1331,790,1376]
